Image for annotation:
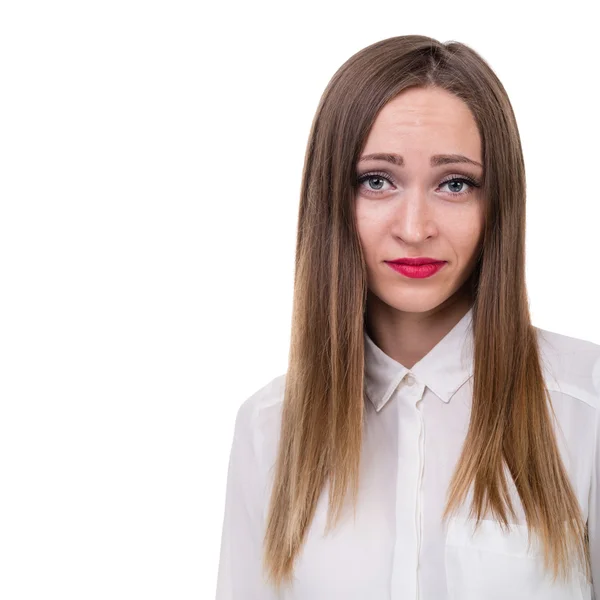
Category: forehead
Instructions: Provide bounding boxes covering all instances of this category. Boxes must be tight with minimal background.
[363,86,481,160]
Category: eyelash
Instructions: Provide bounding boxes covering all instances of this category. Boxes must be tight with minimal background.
[356,171,482,198]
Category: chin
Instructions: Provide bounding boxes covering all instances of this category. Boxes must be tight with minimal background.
[380,277,463,307]
[383,294,448,314]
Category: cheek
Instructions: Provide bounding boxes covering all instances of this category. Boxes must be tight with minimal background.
[355,208,382,256]
[448,218,484,260]
[456,222,482,243]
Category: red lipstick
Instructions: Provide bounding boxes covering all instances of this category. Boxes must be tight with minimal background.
[385,257,447,279]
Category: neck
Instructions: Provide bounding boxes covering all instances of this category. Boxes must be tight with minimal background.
[364,290,473,369]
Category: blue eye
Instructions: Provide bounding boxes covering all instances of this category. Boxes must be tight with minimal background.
[439,177,477,195]
[356,171,481,198]
[357,173,394,194]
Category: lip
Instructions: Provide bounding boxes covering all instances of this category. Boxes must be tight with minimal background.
[386,257,445,265]
[386,260,446,279]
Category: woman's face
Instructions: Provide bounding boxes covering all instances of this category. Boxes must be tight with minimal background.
[355,85,485,315]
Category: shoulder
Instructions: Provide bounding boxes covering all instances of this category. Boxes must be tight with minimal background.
[534,324,600,410]
[233,372,287,440]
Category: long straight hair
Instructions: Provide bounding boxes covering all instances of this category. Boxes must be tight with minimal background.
[261,35,591,591]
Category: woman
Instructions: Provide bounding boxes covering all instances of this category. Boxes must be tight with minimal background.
[215,35,599,599]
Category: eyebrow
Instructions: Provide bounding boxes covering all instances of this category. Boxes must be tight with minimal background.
[358,153,483,168]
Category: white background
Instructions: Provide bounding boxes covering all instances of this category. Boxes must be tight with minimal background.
[0,1,598,598]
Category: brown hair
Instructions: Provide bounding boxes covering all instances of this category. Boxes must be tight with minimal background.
[261,34,591,591]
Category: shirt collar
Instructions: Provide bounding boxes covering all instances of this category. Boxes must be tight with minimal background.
[364,306,474,412]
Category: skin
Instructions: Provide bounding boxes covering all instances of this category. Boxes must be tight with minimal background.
[355,85,485,369]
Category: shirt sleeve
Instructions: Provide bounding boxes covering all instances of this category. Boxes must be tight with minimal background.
[590,355,600,599]
[215,398,280,600]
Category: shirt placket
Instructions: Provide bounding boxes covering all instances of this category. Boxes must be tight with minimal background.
[390,372,426,599]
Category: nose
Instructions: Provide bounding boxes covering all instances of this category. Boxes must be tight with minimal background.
[390,187,436,243]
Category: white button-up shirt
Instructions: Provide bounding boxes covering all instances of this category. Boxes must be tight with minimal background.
[215,307,600,599]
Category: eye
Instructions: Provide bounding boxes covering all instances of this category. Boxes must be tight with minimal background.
[438,176,480,196]
[356,171,482,198]
[356,171,395,194]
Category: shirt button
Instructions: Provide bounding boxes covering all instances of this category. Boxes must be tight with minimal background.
[405,373,415,386]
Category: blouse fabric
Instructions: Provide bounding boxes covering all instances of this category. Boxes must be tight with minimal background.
[215,307,600,599]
